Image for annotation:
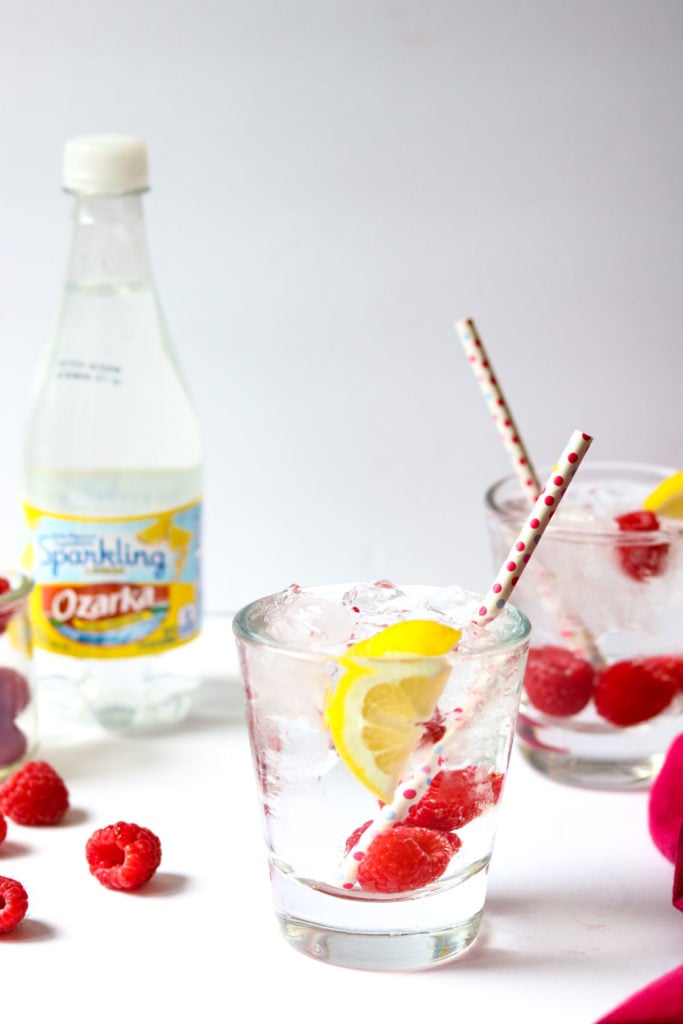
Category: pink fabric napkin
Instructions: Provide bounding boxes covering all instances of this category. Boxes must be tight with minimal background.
[595,964,683,1023]
[593,735,683,1023]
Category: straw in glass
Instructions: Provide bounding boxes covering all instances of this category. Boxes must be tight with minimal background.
[455,317,540,505]
[455,317,603,663]
[336,429,593,888]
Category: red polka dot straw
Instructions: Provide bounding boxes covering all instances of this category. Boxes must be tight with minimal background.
[455,317,540,504]
[338,428,593,889]
[473,429,593,627]
[456,317,602,663]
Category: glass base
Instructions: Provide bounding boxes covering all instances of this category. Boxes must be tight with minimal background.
[519,742,664,789]
[270,861,488,971]
[277,911,483,971]
[516,706,679,789]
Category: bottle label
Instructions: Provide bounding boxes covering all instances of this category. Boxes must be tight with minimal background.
[23,500,202,659]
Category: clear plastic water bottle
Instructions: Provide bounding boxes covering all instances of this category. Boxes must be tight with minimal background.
[22,135,203,732]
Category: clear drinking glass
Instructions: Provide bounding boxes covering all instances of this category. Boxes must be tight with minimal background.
[486,461,683,789]
[0,572,37,778]
[233,581,530,971]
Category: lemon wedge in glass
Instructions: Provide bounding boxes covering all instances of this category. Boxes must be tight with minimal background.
[643,470,683,519]
[325,619,460,802]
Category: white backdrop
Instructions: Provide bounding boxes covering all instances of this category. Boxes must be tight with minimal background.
[1,0,681,615]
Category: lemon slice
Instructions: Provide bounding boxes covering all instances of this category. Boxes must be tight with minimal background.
[325,619,460,801]
[643,470,683,519]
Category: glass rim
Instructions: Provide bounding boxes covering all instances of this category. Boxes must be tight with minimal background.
[232,582,531,664]
[485,459,683,543]
[0,571,33,607]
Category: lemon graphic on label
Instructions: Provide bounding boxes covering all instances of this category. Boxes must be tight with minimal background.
[325,619,460,802]
[643,470,683,519]
[137,513,193,580]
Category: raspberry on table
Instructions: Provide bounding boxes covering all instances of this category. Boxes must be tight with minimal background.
[0,760,69,825]
[86,821,162,891]
[403,766,503,831]
[594,659,678,727]
[356,826,452,893]
[615,509,669,581]
[0,875,28,934]
[523,645,596,717]
[0,812,6,845]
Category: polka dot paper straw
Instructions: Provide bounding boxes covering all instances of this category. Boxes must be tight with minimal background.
[455,317,540,504]
[337,429,593,889]
[473,429,593,626]
[336,738,446,889]
[456,317,602,662]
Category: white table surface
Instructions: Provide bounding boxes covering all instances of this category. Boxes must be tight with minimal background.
[3,614,680,1024]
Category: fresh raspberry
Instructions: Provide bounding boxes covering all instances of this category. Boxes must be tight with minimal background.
[0,876,28,934]
[615,510,669,581]
[86,821,162,891]
[523,645,596,717]
[638,656,683,693]
[344,819,373,856]
[356,826,452,893]
[0,726,28,769]
[403,766,503,831]
[419,710,446,746]
[0,579,10,596]
[594,659,678,726]
[443,831,462,855]
[0,668,30,719]
[344,816,463,858]
[0,813,6,845]
[0,760,69,825]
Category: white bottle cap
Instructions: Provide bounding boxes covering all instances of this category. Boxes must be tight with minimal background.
[63,134,149,195]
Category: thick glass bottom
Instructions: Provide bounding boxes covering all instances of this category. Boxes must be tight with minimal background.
[519,743,663,789]
[270,861,488,971]
[516,708,677,788]
[278,911,483,971]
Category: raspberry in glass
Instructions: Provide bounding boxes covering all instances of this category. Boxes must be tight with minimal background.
[594,659,677,727]
[0,668,31,719]
[356,826,451,893]
[0,725,28,769]
[403,766,503,831]
[615,509,669,581]
[523,645,596,717]
[0,577,14,635]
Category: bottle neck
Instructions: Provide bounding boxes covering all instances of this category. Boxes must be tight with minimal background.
[65,191,154,287]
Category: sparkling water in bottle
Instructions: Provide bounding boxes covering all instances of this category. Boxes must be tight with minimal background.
[23,135,203,731]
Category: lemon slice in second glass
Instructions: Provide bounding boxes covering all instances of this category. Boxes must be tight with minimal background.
[325,619,461,802]
[643,470,683,519]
